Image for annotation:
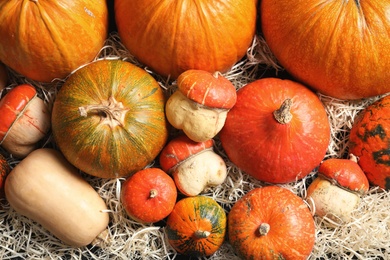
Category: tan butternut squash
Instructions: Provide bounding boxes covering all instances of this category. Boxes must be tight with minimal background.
[5,148,110,247]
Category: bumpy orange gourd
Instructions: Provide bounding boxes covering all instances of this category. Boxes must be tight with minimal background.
[220,78,330,183]
[0,0,108,82]
[349,95,390,190]
[0,153,10,199]
[228,186,316,259]
[261,0,390,99]
[115,0,257,79]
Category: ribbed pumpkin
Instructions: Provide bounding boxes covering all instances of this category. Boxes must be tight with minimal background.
[166,196,226,257]
[349,95,390,190]
[114,0,257,79]
[261,0,390,99]
[51,59,168,178]
[0,0,108,82]
[220,77,330,183]
[228,186,316,259]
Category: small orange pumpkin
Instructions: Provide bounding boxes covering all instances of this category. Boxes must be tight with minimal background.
[121,168,177,223]
[228,186,316,259]
[166,196,226,257]
[349,95,390,190]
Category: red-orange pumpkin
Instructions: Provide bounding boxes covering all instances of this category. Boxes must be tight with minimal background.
[220,78,330,183]
[51,59,168,178]
[349,95,390,190]
[0,0,108,82]
[261,0,390,99]
[166,196,226,257]
[114,0,257,79]
[121,168,177,223]
[228,186,316,259]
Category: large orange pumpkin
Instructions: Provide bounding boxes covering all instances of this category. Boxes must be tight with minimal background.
[0,0,108,82]
[51,59,168,178]
[114,0,257,79]
[349,95,390,190]
[220,78,330,183]
[228,186,316,259]
[260,0,390,100]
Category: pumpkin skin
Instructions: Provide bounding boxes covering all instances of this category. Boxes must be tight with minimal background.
[228,186,315,260]
[0,0,108,82]
[51,59,168,178]
[166,196,227,257]
[121,168,177,223]
[349,95,390,190]
[114,0,257,79]
[219,78,330,183]
[261,0,390,100]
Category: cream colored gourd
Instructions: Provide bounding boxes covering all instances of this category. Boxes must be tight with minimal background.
[173,150,227,196]
[5,148,110,247]
[166,91,228,142]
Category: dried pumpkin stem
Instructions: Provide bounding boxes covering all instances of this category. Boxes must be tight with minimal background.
[149,189,158,198]
[194,230,211,239]
[273,98,293,124]
[78,96,128,128]
[258,223,270,236]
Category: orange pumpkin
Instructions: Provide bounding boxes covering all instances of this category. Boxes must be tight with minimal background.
[114,0,257,79]
[121,168,177,223]
[349,95,390,190]
[51,59,168,178]
[166,196,226,257]
[220,77,330,183]
[228,186,316,259]
[261,0,390,99]
[0,0,108,82]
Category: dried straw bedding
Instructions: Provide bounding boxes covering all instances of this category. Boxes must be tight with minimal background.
[0,32,389,260]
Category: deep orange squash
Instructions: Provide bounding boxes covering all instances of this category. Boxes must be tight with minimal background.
[220,78,330,183]
[121,168,177,223]
[349,95,390,190]
[261,0,390,99]
[0,0,108,82]
[114,0,257,79]
[166,196,226,257]
[51,59,168,178]
[228,186,316,259]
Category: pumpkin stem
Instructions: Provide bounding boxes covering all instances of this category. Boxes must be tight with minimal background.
[349,153,358,163]
[273,99,293,124]
[212,71,222,79]
[78,96,129,128]
[194,230,211,239]
[258,223,270,236]
[149,189,158,198]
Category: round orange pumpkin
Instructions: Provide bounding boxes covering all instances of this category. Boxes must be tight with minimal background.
[114,0,257,79]
[349,95,390,190]
[220,77,330,183]
[261,0,390,99]
[228,186,316,259]
[166,196,226,257]
[51,59,168,178]
[0,0,108,82]
[121,168,177,223]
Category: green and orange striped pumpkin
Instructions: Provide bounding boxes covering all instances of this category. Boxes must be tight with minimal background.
[166,196,226,257]
[349,95,390,190]
[51,59,168,178]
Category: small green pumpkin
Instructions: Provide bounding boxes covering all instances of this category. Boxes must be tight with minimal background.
[166,196,226,257]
